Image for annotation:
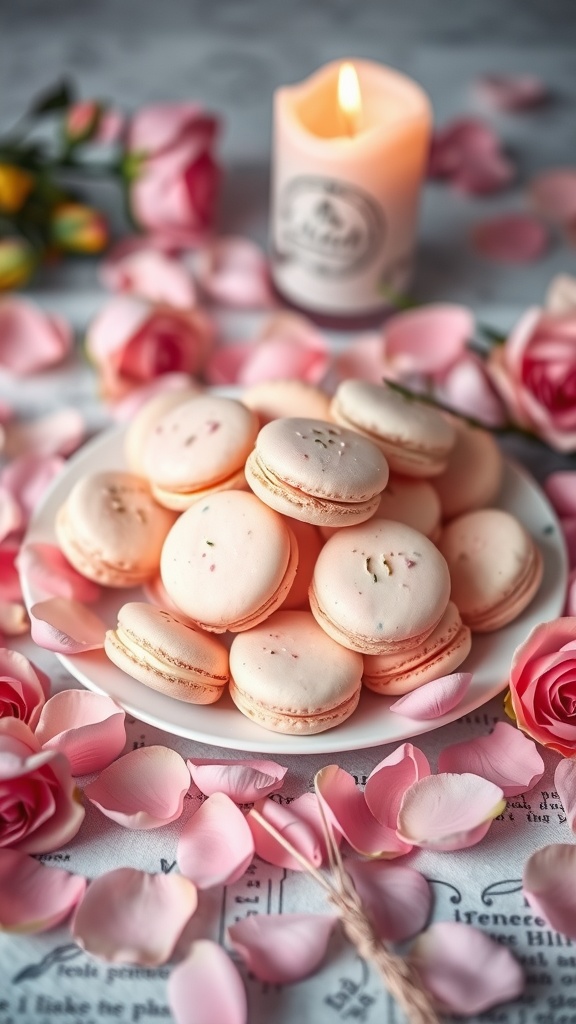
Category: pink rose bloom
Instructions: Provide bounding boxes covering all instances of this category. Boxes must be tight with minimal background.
[126,104,220,246]
[86,295,214,401]
[508,618,576,756]
[0,718,84,852]
[488,308,576,452]
[0,649,50,730]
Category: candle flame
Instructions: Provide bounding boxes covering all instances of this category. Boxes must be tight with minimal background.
[337,63,362,134]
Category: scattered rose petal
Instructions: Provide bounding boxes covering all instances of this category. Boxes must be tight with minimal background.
[410,922,524,1014]
[178,793,254,888]
[0,849,86,933]
[546,274,576,315]
[384,304,474,376]
[438,354,507,427]
[84,745,189,827]
[228,914,336,984]
[315,765,409,858]
[205,313,329,388]
[345,860,432,942]
[545,471,576,517]
[248,793,332,871]
[195,236,275,309]
[204,343,253,386]
[72,868,197,964]
[110,372,199,422]
[438,722,544,796]
[397,773,505,851]
[364,743,430,829]
[2,408,85,459]
[0,648,49,729]
[0,299,72,375]
[554,760,576,833]
[0,455,64,525]
[524,844,576,938]
[0,487,22,541]
[472,213,549,264]
[428,118,515,195]
[333,333,387,384]
[101,248,197,308]
[474,74,549,112]
[30,598,107,653]
[35,691,126,776]
[0,543,21,602]
[18,543,101,603]
[187,758,287,803]
[529,169,576,226]
[0,602,28,636]
[168,941,247,1024]
[390,673,472,720]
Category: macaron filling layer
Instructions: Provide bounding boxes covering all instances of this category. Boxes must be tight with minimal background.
[111,624,229,686]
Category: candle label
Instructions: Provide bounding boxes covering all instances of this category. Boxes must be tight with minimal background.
[276,176,385,278]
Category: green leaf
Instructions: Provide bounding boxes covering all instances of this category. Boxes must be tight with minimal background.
[29,80,75,116]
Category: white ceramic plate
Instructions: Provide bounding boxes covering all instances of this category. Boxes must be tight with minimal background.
[21,426,568,754]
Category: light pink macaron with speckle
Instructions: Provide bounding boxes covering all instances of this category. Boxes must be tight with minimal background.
[309,518,451,655]
[124,386,202,476]
[142,394,259,510]
[245,417,389,527]
[320,474,442,542]
[229,610,363,734]
[160,490,298,633]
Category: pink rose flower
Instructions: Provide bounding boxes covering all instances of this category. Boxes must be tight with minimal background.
[508,618,576,756]
[488,308,576,451]
[86,295,214,401]
[0,718,84,852]
[126,104,220,246]
[0,649,50,730]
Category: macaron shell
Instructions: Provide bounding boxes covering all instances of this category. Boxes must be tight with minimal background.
[434,419,504,520]
[104,602,229,705]
[320,474,442,541]
[438,508,543,632]
[56,472,177,587]
[242,380,332,425]
[229,610,363,734]
[160,490,298,633]
[125,387,202,476]
[280,517,324,610]
[362,601,472,695]
[330,380,455,477]
[309,519,451,654]
[151,465,248,512]
[143,395,258,493]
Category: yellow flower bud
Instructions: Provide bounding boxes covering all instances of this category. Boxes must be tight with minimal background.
[0,238,36,290]
[50,202,108,254]
[0,165,35,213]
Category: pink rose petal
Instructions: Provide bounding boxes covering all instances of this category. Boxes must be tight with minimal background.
[472,213,549,264]
[30,598,107,653]
[3,408,85,459]
[0,487,22,542]
[195,236,275,309]
[554,759,576,833]
[474,74,549,112]
[438,722,544,797]
[18,543,101,603]
[545,471,576,517]
[334,334,387,384]
[168,941,247,1024]
[84,745,189,827]
[364,743,430,830]
[529,169,576,226]
[0,648,49,729]
[524,844,576,938]
[439,354,507,427]
[410,922,524,1014]
[345,860,432,942]
[35,691,126,776]
[397,773,505,851]
[0,543,21,601]
[187,758,287,803]
[206,314,329,387]
[0,849,86,933]
[0,602,28,636]
[384,304,474,376]
[72,868,197,964]
[178,792,254,888]
[247,793,332,872]
[101,248,197,308]
[389,673,472,720]
[204,343,253,386]
[0,455,64,526]
[315,765,409,858]
[228,913,336,984]
[0,300,72,375]
[110,372,199,423]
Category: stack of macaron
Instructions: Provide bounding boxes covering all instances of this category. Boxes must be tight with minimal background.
[53,380,543,736]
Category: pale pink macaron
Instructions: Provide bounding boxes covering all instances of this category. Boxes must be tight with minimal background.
[242,379,331,426]
[160,490,298,633]
[330,380,456,477]
[280,517,324,610]
[245,417,389,527]
[229,610,363,734]
[309,519,451,655]
[56,471,177,587]
[125,386,202,476]
[438,508,543,632]
[320,474,442,542]
[362,601,471,696]
[142,394,259,510]
[433,419,504,521]
[105,602,229,704]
